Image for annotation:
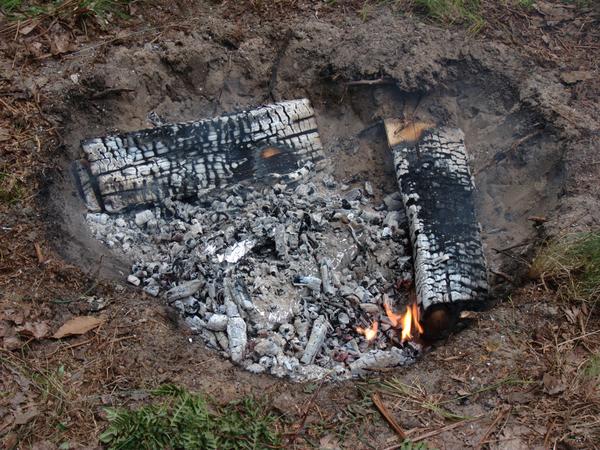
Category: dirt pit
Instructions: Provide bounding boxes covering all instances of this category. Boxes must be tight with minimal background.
[44,16,569,381]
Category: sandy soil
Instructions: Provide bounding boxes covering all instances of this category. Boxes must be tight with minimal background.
[1,1,599,448]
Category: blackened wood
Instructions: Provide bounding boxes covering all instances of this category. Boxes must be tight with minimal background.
[386,121,489,313]
[76,99,324,212]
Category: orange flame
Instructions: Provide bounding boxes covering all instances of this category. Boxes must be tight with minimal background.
[385,301,424,344]
[356,321,378,342]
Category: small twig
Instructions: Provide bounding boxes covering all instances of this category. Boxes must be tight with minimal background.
[490,269,514,284]
[89,87,134,100]
[345,78,396,86]
[33,242,45,264]
[285,376,328,445]
[372,392,406,440]
[410,416,482,443]
[475,407,509,450]
[476,129,541,174]
[528,215,547,225]
[557,329,600,347]
[492,240,532,253]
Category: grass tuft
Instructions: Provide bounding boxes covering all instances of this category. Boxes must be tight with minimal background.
[0,0,135,24]
[0,172,23,205]
[530,232,600,305]
[99,384,282,450]
[412,0,485,33]
[583,353,600,383]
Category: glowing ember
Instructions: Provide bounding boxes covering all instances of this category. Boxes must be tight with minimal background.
[356,321,378,342]
[384,300,424,344]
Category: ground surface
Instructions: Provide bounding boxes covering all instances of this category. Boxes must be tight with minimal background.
[1,1,599,449]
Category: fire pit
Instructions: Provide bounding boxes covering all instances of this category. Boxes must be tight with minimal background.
[75,98,489,381]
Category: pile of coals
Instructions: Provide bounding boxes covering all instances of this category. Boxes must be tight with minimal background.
[86,164,421,380]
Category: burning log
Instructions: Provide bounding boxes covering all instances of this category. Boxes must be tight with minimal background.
[75,99,324,212]
[385,120,489,338]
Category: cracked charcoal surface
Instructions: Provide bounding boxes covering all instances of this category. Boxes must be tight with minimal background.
[391,127,489,312]
[75,99,325,212]
[85,164,420,381]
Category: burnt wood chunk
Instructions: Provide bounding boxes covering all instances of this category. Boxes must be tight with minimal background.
[385,121,489,314]
[75,99,324,212]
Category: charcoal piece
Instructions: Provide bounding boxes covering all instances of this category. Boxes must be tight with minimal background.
[205,314,229,331]
[293,275,322,293]
[320,261,335,296]
[278,323,295,340]
[254,338,281,356]
[76,99,325,212]
[227,317,247,363]
[385,121,489,313]
[166,279,203,301]
[127,275,140,286]
[349,346,417,376]
[215,332,229,352]
[273,224,288,258]
[300,315,329,364]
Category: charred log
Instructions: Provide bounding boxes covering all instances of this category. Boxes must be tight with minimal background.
[385,121,489,319]
[75,99,324,212]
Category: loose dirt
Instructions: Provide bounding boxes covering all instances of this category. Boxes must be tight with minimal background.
[1,1,599,448]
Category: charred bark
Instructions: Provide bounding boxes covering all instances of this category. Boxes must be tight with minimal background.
[75,99,324,212]
[386,121,489,316]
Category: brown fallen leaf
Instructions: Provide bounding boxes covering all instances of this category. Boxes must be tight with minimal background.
[53,316,104,339]
[17,321,50,340]
[13,406,39,425]
[2,335,22,351]
[0,320,14,338]
[542,372,566,396]
[319,434,341,450]
[560,70,594,85]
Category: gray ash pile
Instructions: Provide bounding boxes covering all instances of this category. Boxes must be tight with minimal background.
[86,165,422,381]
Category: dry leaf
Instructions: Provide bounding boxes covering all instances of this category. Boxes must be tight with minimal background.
[319,434,341,450]
[53,316,103,339]
[560,70,594,85]
[18,22,38,36]
[49,32,73,56]
[2,335,22,351]
[13,406,39,425]
[17,321,50,340]
[0,320,14,338]
[542,372,566,396]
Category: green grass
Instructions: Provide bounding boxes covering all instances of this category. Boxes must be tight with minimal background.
[583,353,600,383]
[412,0,485,33]
[0,0,135,22]
[99,384,282,450]
[0,172,23,205]
[517,0,534,8]
[531,232,600,305]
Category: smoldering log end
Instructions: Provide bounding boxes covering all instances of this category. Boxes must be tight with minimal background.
[420,305,459,341]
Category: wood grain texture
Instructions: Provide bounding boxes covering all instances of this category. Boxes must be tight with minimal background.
[388,124,489,312]
[76,99,324,212]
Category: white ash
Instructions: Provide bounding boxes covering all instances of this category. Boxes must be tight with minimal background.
[86,166,419,381]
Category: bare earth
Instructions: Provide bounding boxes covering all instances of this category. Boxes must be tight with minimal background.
[0,1,599,448]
